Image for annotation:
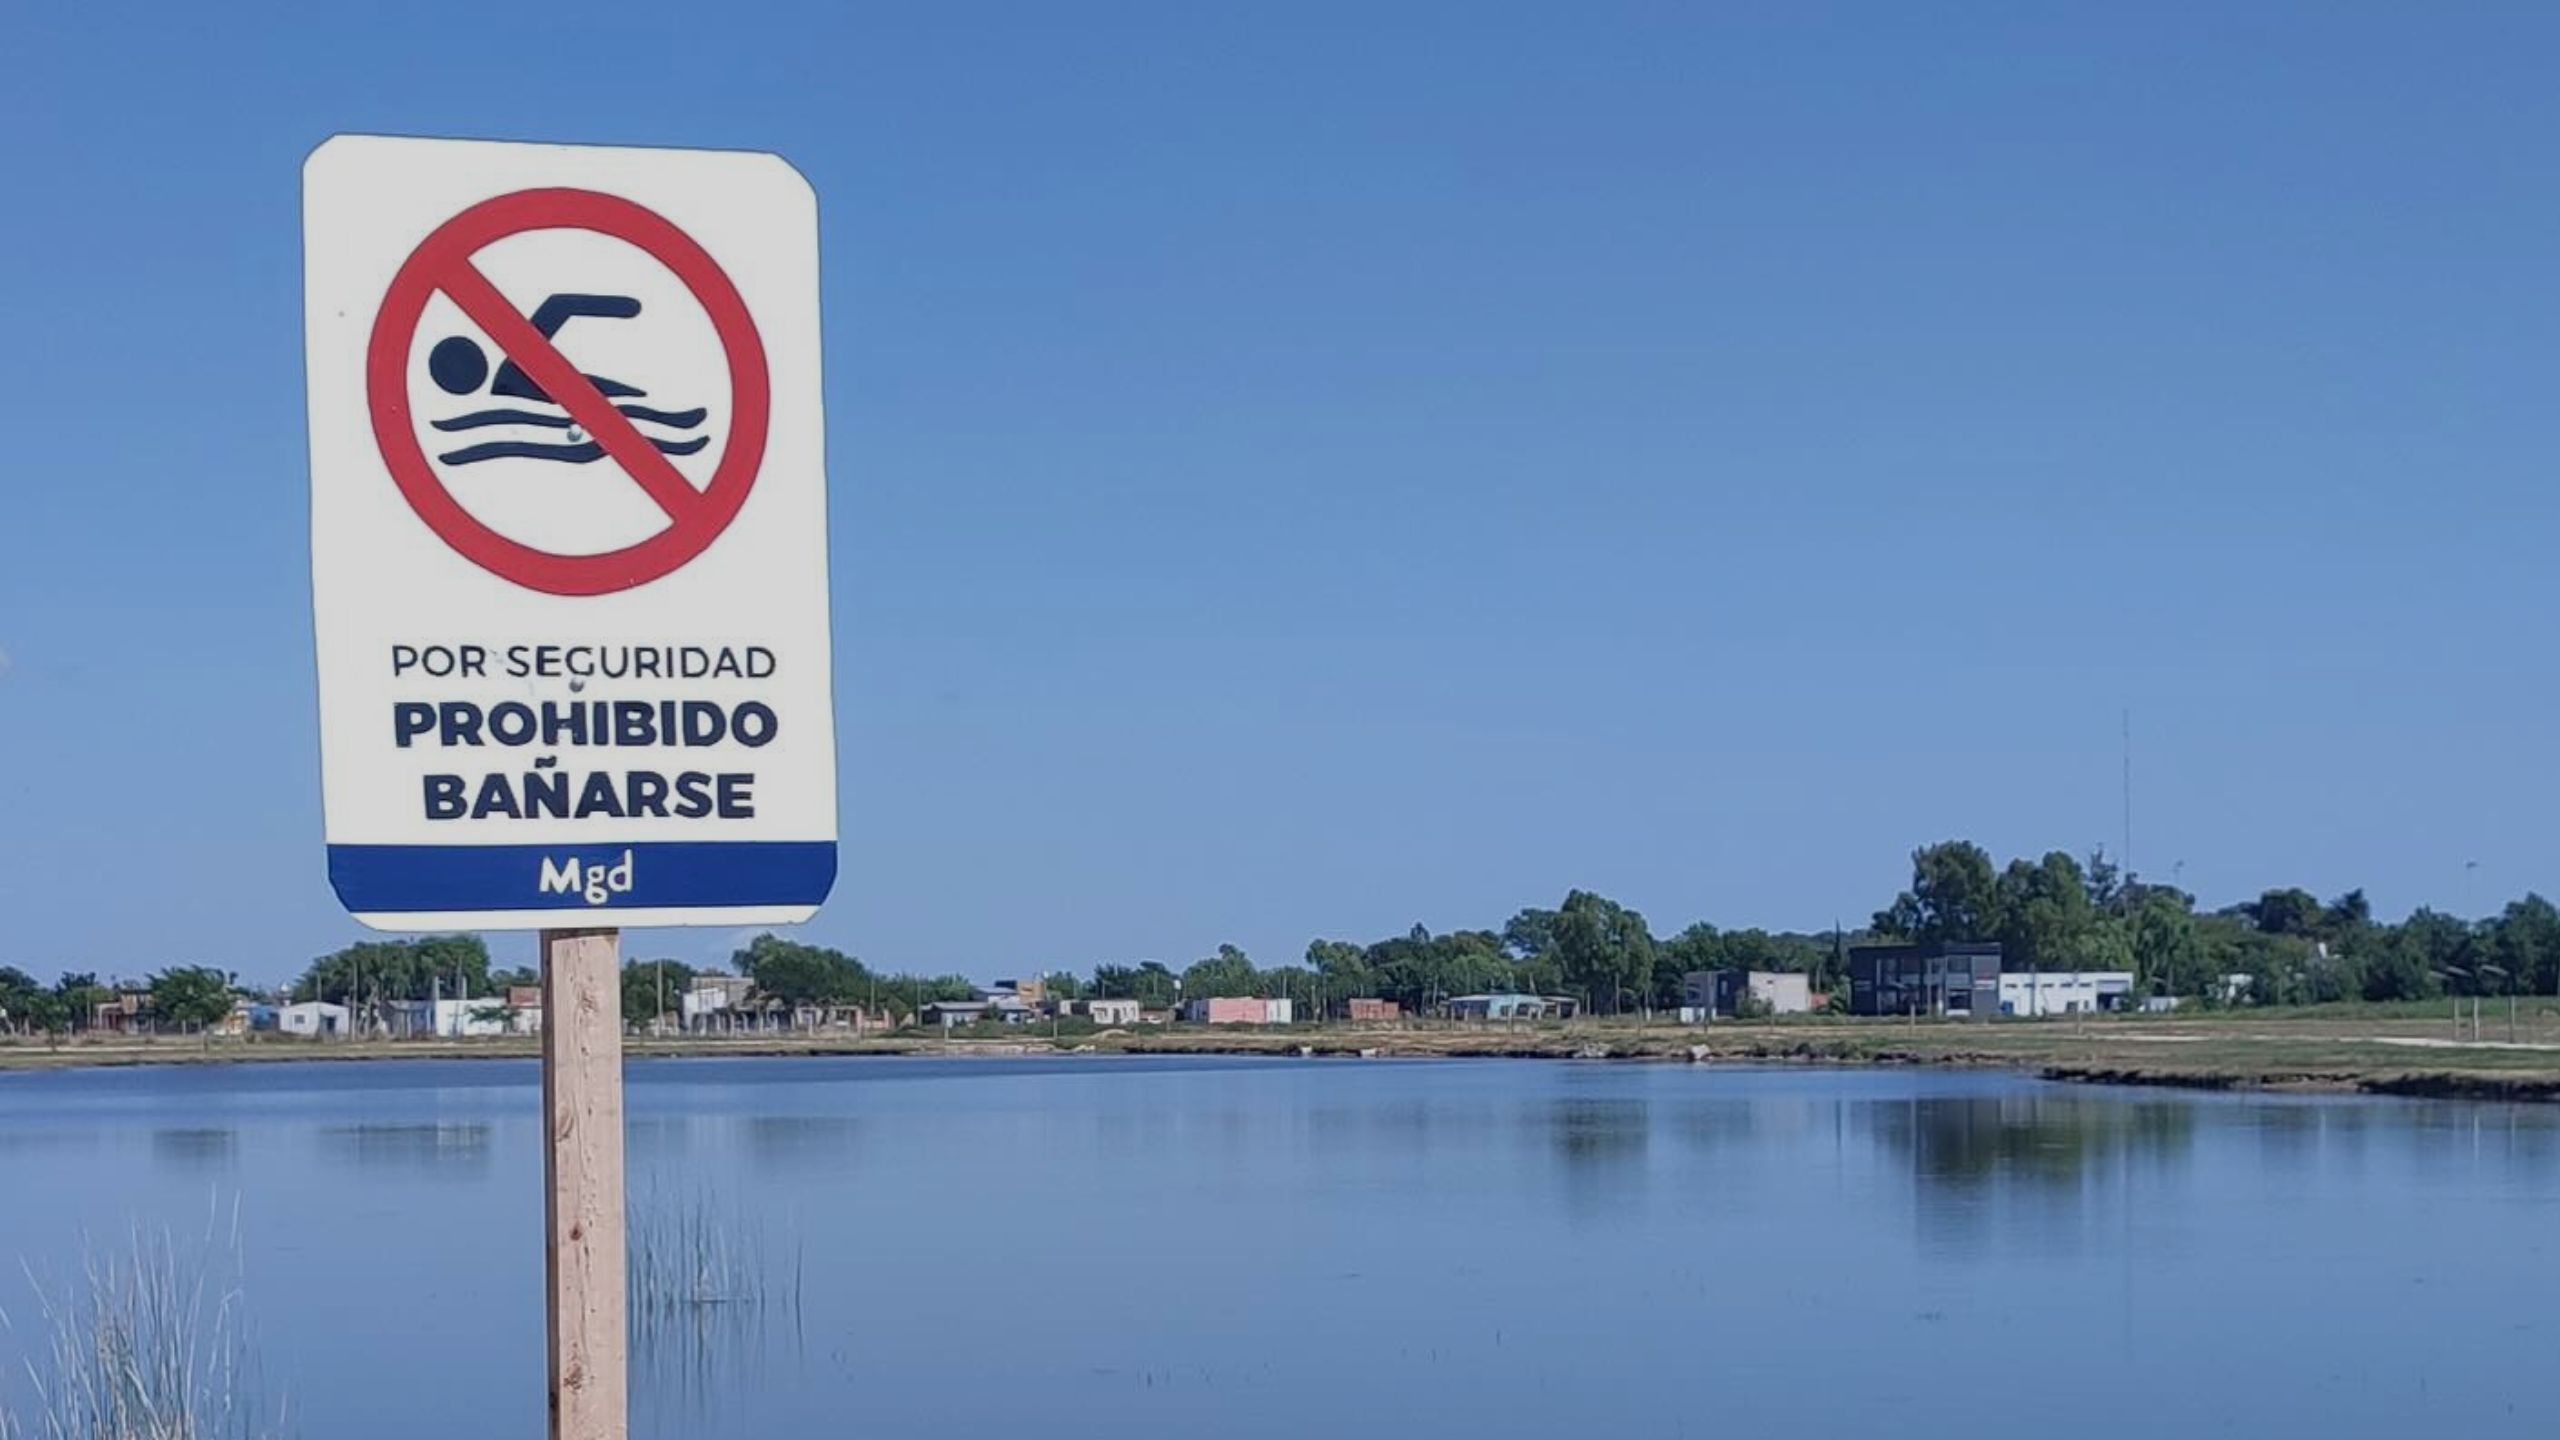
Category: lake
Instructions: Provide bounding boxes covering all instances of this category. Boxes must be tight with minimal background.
[0,1056,2550,1438]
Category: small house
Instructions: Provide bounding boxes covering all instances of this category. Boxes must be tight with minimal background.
[1085,999,1142,1025]
[1995,972,2134,1017]
[1181,996,1294,1025]
[1445,993,1551,1022]
[1680,970,1815,1018]
[278,1001,351,1038]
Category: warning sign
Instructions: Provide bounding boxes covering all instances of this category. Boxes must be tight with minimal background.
[367,188,771,596]
[304,136,836,930]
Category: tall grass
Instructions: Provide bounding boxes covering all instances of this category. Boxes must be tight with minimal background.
[626,1190,803,1410]
[627,1190,800,1317]
[0,1204,282,1440]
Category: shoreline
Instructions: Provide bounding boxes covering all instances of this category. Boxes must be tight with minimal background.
[6,1014,2559,1103]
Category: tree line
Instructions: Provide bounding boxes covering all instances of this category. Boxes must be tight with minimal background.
[1867,841,2560,1005]
[0,964,240,1036]
[8,840,2554,1036]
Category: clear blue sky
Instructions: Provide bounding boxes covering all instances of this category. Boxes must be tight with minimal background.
[4,3,2554,986]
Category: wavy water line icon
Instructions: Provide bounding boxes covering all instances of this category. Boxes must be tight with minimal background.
[426,293,709,467]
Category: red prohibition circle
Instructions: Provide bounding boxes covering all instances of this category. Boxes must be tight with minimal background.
[365,188,771,596]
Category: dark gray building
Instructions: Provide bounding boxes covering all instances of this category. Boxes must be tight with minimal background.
[1846,942,2002,1017]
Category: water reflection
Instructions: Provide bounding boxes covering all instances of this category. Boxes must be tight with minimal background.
[152,1127,238,1172]
[1858,1094,2199,1257]
[1541,1098,1648,1218]
[743,1115,863,1174]
[633,1299,806,1436]
[0,1128,98,1158]
[6,1060,2557,1440]
[319,1122,494,1177]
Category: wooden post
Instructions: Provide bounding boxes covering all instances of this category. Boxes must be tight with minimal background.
[540,927,628,1440]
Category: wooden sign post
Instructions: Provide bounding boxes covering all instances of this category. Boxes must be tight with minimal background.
[541,927,628,1440]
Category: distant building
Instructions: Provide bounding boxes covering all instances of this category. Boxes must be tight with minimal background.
[91,991,152,1035]
[1680,970,1814,1018]
[1181,996,1294,1025]
[278,1001,350,1038]
[1997,972,2133,1017]
[681,974,755,1030]
[1445,993,1554,1021]
[922,995,1038,1027]
[1847,943,2002,1017]
[1085,999,1142,1025]
[1344,997,1401,1023]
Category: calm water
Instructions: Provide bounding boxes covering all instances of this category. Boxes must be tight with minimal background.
[0,1056,2552,1438]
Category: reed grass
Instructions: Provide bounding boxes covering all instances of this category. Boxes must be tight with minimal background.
[0,1202,282,1440]
[626,1189,803,1320]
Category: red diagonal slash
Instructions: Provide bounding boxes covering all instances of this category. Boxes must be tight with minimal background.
[432,259,705,522]
[367,187,770,596]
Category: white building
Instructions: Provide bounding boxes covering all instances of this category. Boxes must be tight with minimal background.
[1996,972,2134,1017]
[278,1001,350,1038]
[680,974,755,1029]
[1679,970,1815,1018]
[1085,999,1141,1025]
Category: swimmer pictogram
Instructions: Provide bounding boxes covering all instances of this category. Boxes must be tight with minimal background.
[425,293,711,466]
[365,187,772,596]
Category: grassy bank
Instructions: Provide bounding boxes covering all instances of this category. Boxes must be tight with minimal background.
[5,1008,2559,1102]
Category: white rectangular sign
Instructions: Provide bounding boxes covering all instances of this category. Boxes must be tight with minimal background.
[304,135,836,929]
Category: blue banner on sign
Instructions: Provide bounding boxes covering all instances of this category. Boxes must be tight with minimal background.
[327,841,836,913]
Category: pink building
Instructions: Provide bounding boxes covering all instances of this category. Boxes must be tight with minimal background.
[1180,996,1295,1025]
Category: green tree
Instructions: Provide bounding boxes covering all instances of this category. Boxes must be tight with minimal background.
[2324,889,2374,938]
[0,966,41,1032]
[1552,890,1655,1013]
[54,972,111,1034]
[150,966,237,1033]
[2368,909,2467,1001]
[1656,923,1722,1007]
[2486,894,2560,995]
[2244,888,2325,938]
[23,990,74,1038]
[413,934,495,996]
[1305,939,1373,1005]
[1874,841,2000,942]
[295,937,491,1007]
[735,935,861,1005]
[1181,943,1261,999]
[1996,851,2101,971]
[1040,971,1085,1003]
[622,958,698,1028]
[1089,962,1178,1008]
[2129,891,2208,998]
[2082,848,2127,914]
[1502,908,1560,962]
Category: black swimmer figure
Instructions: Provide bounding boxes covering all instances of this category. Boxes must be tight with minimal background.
[426,294,709,466]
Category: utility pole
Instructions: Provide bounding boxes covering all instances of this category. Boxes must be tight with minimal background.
[2122,707,2134,885]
